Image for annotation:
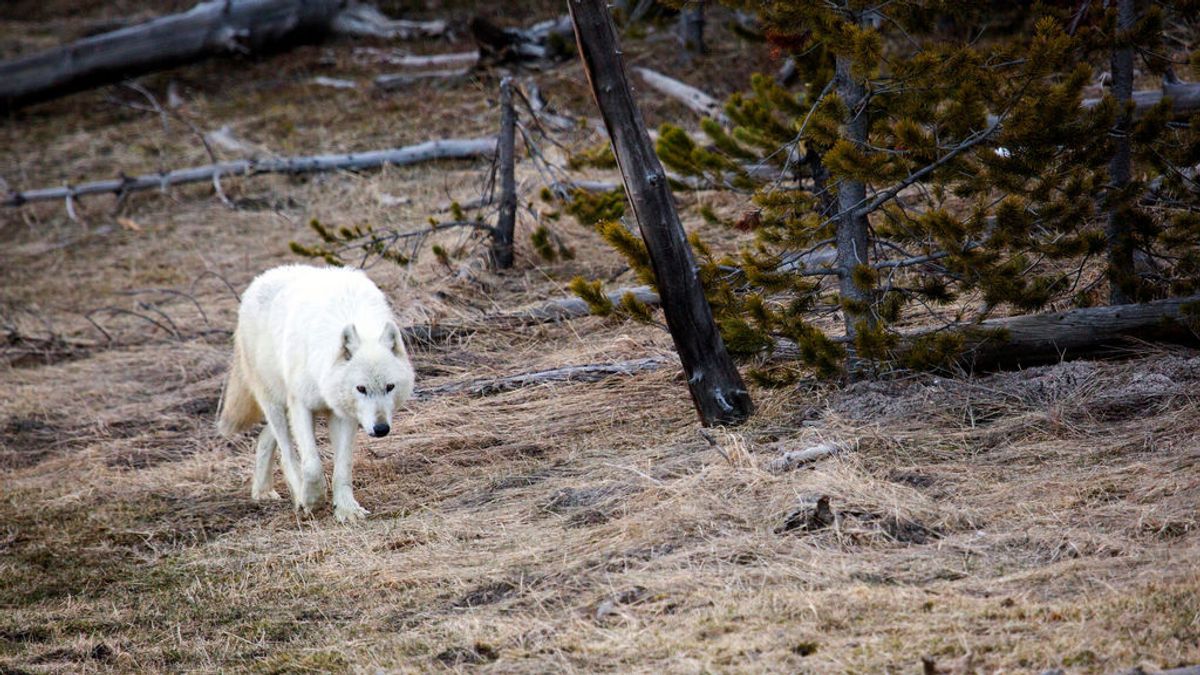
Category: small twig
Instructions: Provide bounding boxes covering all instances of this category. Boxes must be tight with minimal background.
[698,429,733,465]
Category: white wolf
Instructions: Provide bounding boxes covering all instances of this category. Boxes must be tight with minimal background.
[217,265,415,522]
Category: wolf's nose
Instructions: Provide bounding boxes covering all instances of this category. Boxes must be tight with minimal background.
[372,423,390,437]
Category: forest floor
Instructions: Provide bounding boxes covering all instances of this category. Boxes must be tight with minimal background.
[2,4,1199,674]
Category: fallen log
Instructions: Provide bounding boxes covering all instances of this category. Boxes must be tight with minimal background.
[767,295,1200,370]
[570,0,753,426]
[939,294,1200,371]
[1082,81,1200,117]
[364,49,480,69]
[399,286,660,347]
[634,67,729,125]
[374,69,471,90]
[413,356,667,399]
[504,286,659,323]
[0,0,444,113]
[2,137,497,208]
[330,4,446,40]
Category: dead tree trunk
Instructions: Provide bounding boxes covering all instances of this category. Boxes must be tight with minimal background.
[568,0,753,427]
[492,76,518,269]
[0,0,345,113]
[1106,0,1137,305]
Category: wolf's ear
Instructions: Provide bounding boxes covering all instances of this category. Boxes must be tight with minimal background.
[380,321,407,358]
[340,324,361,361]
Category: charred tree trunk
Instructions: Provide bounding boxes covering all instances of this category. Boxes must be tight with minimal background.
[1106,0,1137,305]
[567,0,753,426]
[833,14,873,359]
[492,76,518,269]
[0,0,345,113]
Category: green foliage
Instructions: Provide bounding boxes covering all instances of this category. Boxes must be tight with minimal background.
[290,219,409,267]
[565,188,626,227]
[569,277,614,316]
[531,225,557,262]
[596,220,655,285]
[431,244,451,268]
[568,142,617,170]
[578,1,1200,379]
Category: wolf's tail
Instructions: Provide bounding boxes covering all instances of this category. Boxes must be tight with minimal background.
[217,331,263,438]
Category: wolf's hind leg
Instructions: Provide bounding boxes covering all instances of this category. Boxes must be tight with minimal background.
[251,426,281,501]
[262,402,303,509]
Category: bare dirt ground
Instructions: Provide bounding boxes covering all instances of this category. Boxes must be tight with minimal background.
[2,4,1199,674]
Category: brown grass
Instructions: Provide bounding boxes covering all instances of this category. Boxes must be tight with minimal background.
[3,4,1200,674]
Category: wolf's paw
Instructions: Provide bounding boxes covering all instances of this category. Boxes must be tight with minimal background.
[334,500,369,524]
[252,489,282,502]
[298,477,326,510]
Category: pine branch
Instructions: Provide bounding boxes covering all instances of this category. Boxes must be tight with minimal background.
[857,117,1003,218]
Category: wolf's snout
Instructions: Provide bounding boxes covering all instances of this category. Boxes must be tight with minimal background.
[372,423,390,437]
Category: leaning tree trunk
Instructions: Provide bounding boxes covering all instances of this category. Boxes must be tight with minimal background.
[833,12,873,361]
[491,76,518,269]
[567,0,753,426]
[0,0,344,113]
[1106,0,1137,305]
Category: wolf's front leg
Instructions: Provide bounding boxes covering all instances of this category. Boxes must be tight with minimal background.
[329,415,368,523]
[287,400,326,512]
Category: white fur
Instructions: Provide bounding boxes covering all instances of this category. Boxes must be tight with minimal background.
[225,264,414,522]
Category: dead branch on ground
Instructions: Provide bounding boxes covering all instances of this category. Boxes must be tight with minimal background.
[3,138,497,209]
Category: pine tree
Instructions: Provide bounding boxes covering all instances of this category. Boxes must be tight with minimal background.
[578,1,1200,377]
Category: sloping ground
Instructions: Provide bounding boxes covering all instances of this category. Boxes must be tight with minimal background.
[2,5,1200,674]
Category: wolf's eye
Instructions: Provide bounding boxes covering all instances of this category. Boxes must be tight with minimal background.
[356,385,367,394]
[386,383,395,393]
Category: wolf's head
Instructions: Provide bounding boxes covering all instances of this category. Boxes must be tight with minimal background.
[328,321,415,437]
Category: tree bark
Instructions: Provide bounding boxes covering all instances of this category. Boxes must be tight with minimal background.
[492,76,518,269]
[568,0,753,426]
[1106,0,1137,305]
[0,0,347,113]
[833,15,873,357]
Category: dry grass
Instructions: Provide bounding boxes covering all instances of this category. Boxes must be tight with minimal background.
[3,4,1200,674]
